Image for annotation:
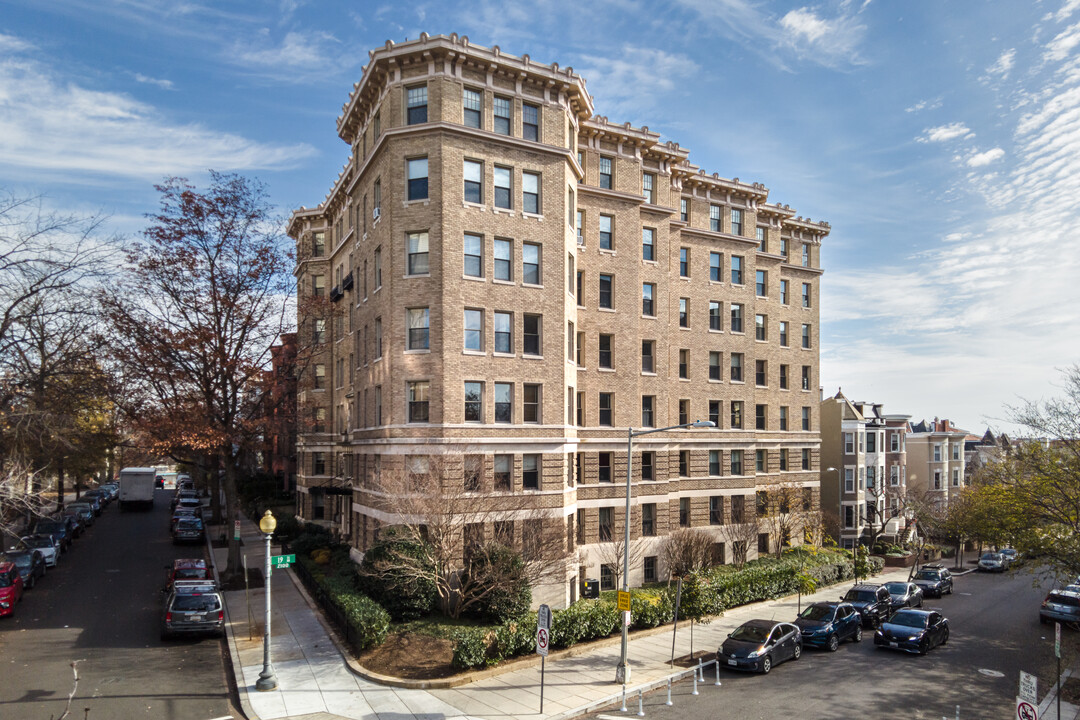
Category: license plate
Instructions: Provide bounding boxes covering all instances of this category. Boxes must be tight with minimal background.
[190,614,204,622]
[889,642,898,648]
[727,659,737,666]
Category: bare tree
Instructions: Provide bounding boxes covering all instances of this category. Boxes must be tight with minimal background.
[0,463,51,545]
[590,534,648,591]
[359,454,572,618]
[759,481,817,556]
[659,528,713,579]
[719,516,761,567]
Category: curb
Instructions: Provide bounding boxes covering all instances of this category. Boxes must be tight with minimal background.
[1040,667,1076,718]
[205,521,257,720]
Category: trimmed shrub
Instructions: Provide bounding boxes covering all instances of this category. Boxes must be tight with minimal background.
[630,590,674,628]
[318,575,390,651]
[493,613,538,658]
[451,628,490,669]
[291,525,333,558]
[462,544,533,624]
[357,534,437,622]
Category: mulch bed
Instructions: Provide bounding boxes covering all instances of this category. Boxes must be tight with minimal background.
[219,567,264,592]
[356,632,457,679]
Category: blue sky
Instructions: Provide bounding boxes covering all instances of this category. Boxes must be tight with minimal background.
[3,0,1079,434]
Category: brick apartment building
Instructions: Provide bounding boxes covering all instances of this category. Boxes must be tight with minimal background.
[287,33,830,608]
[906,417,969,511]
[254,333,298,493]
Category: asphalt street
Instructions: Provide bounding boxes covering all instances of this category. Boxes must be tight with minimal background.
[590,567,1068,720]
[0,488,238,720]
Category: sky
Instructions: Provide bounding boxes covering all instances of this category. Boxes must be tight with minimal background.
[2,0,1079,435]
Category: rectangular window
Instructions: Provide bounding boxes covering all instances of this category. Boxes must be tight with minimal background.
[598,452,612,483]
[755,404,767,430]
[730,352,743,382]
[731,495,745,523]
[757,226,767,252]
[731,208,743,235]
[730,303,743,333]
[756,449,766,472]
[463,88,482,128]
[780,406,788,431]
[575,209,584,245]
[576,331,584,365]
[679,247,690,277]
[642,172,655,203]
[731,449,743,475]
[494,311,512,354]
[867,433,877,453]
[934,444,942,462]
[524,384,541,423]
[756,270,767,296]
[802,283,812,308]
[643,555,657,582]
[407,380,429,422]
[710,496,724,525]
[374,246,382,289]
[802,243,810,267]
[599,274,613,309]
[731,401,743,429]
[313,363,325,389]
[464,160,483,204]
[523,242,541,285]
[709,252,722,282]
[373,177,382,218]
[640,503,656,536]
[641,451,655,481]
[494,166,512,209]
[779,321,789,347]
[577,271,584,304]
[802,324,811,349]
[709,450,721,476]
[464,454,482,491]
[758,533,770,555]
[641,395,655,427]
[780,237,789,258]
[373,385,382,424]
[464,381,483,422]
[802,407,811,431]
[568,321,574,360]
[756,359,767,386]
[407,85,427,124]
[599,156,613,189]
[374,317,382,357]
[680,497,690,527]
[312,231,326,257]
[755,314,767,341]
[407,157,428,201]
[406,231,429,275]
[407,307,429,350]
[494,238,512,281]
[523,171,540,214]
[780,279,789,305]
[845,433,856,454]
[494,382,513,423]
[707,301,722,331]
[802,366,811,391]
[311,273,325,297]
[675,297,687,327]
[598,333,613,369]
[493,454,511,490]
[679,450,689,476]
[464,233,483,277]
[599,214,613,249]
[710,204,721,232]
[522,103,539,141]
[709,400,721,426]
[679,398,689,425]
[642,227,655,261]
[597,509,614,546]
[779,449,789,471]
[599,392,612,426]
[493,95,511,135]
[642,283,655,316]
[679,348,689,379]
[680,197,688,222]
[523,314,542,356]
[642,340,655,373]
[779,364,789,389]
[709,351,721,381]
[731,255,744,285]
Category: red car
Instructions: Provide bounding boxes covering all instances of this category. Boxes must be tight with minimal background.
[0,561,24,616]
[164,558,209,592]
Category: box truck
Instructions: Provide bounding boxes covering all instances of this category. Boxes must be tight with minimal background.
[119,467,156,511]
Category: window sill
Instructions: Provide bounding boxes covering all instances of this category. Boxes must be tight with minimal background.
[599,307,616,313]
[404,349,430,355]
[709,328,724,334]
[641,371,657,377]
[493,278,516,286]
[642,259,658,267]
[493,352,516,359]
[463,350,486,356]
[641,314,657,320]
[599,248,616,256]
[730,331,745,336]
[463,201,486,211]
[679,377,690,382]
[522,211,544,221]
[523,354,544,361]
[522,283,544,289]
[493,207,515,217]
[679,276,691,282]
[598,367,615,373]
[463,274,486,282]
[730,379,745,385]
[404,273,431,280]
[403,198,431,207]
[679,326,691,331]
[708,378,723,384]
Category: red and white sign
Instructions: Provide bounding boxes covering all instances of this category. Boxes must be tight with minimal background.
[1016,697,1038,720]
[536,603,551,657]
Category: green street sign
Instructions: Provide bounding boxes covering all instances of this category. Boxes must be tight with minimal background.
[271,554,296,568]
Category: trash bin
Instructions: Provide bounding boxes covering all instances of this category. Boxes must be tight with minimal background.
[582,578,600,599]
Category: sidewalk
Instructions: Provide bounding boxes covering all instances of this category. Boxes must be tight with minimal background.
[208,517,921,720]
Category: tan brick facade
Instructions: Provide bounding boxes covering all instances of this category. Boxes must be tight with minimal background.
[288,33,830,608]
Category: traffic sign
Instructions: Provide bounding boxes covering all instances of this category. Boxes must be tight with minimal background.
[536,603,551,657]
[1020,671,1038,705]
[234,520,241,540]
[271,554,296,568]
[617,590,631,612]
[1016,697,1038,720]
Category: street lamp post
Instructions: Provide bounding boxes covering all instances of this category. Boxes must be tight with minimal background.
[255,509,278,691]
[615,419,715,685]
[826,466,858,584]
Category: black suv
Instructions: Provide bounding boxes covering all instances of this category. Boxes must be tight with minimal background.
[842,584,893,627]
[913,565,953,598]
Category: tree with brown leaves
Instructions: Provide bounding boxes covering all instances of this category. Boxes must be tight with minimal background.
[659,528,714,579]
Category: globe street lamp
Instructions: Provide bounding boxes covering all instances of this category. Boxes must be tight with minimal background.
[255,509,278,691]
[826,466,859,584]
[616,419,715,685]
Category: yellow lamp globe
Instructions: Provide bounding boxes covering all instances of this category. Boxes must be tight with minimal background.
[259,509,277,535]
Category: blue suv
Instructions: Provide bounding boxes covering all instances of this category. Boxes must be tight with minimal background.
[794,602,863,651]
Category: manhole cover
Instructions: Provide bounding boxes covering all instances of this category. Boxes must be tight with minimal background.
[979,669,1005,678]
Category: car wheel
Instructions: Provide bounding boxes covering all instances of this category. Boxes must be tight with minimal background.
[917,597,923,608]
[793,644,802,661]
[761,656,772,674]
[918,640,928,656]
[941,628,949,645]
[27,575,34,590]
[853,625,863,643]
[827,634,839,652]
[1041,616,1050,625]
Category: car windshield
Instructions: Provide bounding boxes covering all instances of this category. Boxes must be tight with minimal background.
[0,573,11,588]
[844,590,876,602]
[172,595,220,612]
[799,606,834,621]
[36,522,62,532]
[176,519,202,529]
[176,568,206,579]
[884,583,908,593]
[914,571,939,581]
[981,553,1000,560]
[1048,593,1080,607]
[23,537,51,548]
[888,612,927,629]
[730,624,771,643]
[7,554,31,568]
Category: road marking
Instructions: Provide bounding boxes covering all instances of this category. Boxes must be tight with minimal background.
[105,569,120,573]
[978,668,1005,678]
[203,716,234,720]
[958,592,972,596]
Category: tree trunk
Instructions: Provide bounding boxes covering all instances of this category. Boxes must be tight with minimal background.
[222,448,242,580]
[204,454,222,525]
[56,456,65,511]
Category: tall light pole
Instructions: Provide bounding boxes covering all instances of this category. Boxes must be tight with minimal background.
[615,419,715,685]
[826,466,858,584]
[256,509,278,691]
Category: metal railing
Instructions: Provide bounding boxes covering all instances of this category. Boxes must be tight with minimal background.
[290,558,368,656]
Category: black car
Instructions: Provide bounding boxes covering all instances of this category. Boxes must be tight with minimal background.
[32,518,72,551]
[842,584,893,627]
[913,565,953,598]
[794,602,863,651]
[172,517,205,544]
[67,503,95,527]
[78,495,103,516]
[83,489,110,509]
[161,580,224,639]
[1,549,46,589]
[718,619,802,674]
[874,609,949,654]
[884,581,924,611]
[60,511,85,538]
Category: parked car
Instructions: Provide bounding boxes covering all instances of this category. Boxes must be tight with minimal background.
[793,602,863,651]
[18,535,60,568]
[67,503,95,527]
[83,489,110,509]
[171,490,199,511]
[32,518,72,551]
[170,508,200,531]
[78,494,103,516]
[913,565,953,598]
[1,549,46,589]
[718,619,802,674]
[60,510,85,538]
[999,548,1019,566]
[884,581,924,611]
[842,584,893,627]
[978,552,1006,572]
[874,609,949,654]
[1040,589,1080,625]
[164,559,209,592]
[172,517,205,544]
[0,561,24,616]
[100,483,120,500]
[161,580,224,639]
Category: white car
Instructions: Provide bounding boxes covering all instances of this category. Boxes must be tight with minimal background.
[978,552,1006,572]
[19,534,60,568]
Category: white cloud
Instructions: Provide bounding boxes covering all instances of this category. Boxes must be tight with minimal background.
[905,97,942,113]
[917,122,974,143]
[133,73,174,90]
[575,46,700,120]
[1044,22,1080,62]
[0,45,316,182]
[0,33,33,53]
[967,147,1005,166]
[232,29,341,75]
[986,48,1015,77]
[1056,0,1080,22]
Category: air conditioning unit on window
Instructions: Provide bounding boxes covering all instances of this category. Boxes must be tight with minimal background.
[372,207,380,220]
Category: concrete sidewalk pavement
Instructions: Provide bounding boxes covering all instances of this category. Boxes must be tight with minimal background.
[205,520,926,720]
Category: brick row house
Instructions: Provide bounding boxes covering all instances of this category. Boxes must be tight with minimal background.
[287,34,830,608]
